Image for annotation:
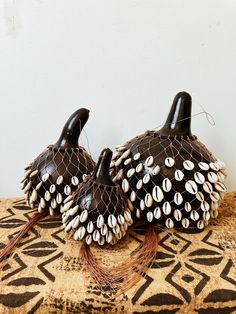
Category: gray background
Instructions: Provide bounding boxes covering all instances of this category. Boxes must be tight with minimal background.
[0,0,235,197]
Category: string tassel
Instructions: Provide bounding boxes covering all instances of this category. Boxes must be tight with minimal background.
[80,225,158,295]
[0,211,47,267]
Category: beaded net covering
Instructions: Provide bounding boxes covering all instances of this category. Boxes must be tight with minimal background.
[21,146,95,216]
[112,131,227,231]
[62,175,133,246]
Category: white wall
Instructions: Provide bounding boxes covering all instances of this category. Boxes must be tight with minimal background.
[0,0,235,197]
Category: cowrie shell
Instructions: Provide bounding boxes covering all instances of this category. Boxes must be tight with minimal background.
[143,173,151,184]
[118,214,125,225]
[199,162,209,171]
[93,230,100,242]
[197,220,205,229]
[64,185,71,196]
[69,205,79,216]
[127,168,135,178]
[49,184,56,193]
[136,163,143,173]
[40,198,46,209]
[134,152,141,160]
[162,202,171,215]
[36,181,43,191]
[203,181,213,194]
[152,165,160,176]
[74,226,86,240]
[182,218,190,228]
[71,176,79,186]
[147,211,153,222]
[87,221,94,234]
[72,215,80,229]
[124,158,132,166]
[130,191,136,202]
[65,219,74,232]
[140,199,145,210]
[145,193,153,207]
[56,175,63,185]
[42,173,50,182]
[31,189,38,202]
[44,191,51,201]
[162,178,172,192]
[210,191,220,202]
[165,218,174,228]
[116,145,126,152]
[211,201,219,211]
[152,186,164,202]
[145,156,154,167]
[85,235,92,245]
[136,179,143,190]
[175,170,184,181]
[101,224,108,236]
[122,179,129,193]
[154,207,161,219]
[196,192,205,202]
[127,199,134,211]
[214,182,227,192]
[115,169,123,181]
[106,231,113,243]
[200,201,210,212]
[174,192,183,205]
[207,172,218,184]
[30,170,38,178]
[97,215,104,228]
[210,162,219,171]
[115,157,122,167]
[174,209,182,221]
[51,199,57,209]
[98,236,105,246]
[185,202,191,212]
[183,160,194,170]
[121,149,130,159]
[23,181,32,193]
[108,215,117,228]
[194,172,205,184]
[190,210,200,221]
[124,210,132,222]
[165,157,175,167]
[80,210,88,223]
[203,211,210,221]
[185,180,198,195]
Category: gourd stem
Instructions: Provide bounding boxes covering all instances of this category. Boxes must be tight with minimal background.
[158,91,193,137]
[54,108,90,149]
[93,148,114,185]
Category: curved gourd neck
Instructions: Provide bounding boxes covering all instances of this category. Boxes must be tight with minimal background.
[158,91,193,137]
[54,108,89,149]
[93,148,114,186]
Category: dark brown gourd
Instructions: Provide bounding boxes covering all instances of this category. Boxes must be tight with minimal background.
[21,108,95,216]
[111,92,227,231]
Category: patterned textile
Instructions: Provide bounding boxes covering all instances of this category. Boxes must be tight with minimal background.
[0,193,236,314]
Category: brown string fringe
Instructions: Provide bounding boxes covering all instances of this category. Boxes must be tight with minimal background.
[80,225,158,296]
[0,211,47,267]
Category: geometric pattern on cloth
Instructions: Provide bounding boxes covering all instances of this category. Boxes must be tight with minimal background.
[0,193,236,314]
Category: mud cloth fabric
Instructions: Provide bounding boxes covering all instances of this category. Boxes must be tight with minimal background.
[0,193,236,314]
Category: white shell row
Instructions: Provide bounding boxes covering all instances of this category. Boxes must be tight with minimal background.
[63,207,133,245]
[21,167,82,216]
